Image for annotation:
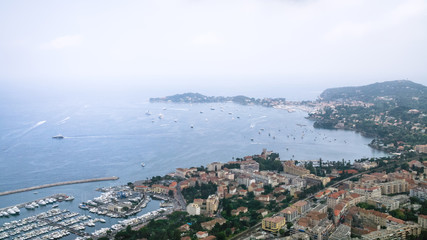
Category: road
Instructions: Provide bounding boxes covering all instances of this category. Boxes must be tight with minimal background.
[175,182,187,211]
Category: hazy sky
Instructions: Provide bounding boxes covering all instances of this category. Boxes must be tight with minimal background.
[1,0,426,99]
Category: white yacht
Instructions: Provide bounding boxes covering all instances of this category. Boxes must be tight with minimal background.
[141,162,145,167]
[6,209,16,215]
[65,196,74,201]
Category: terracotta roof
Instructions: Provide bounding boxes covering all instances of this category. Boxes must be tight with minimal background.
[281,206,297,214]
[264,216,284,223]
[297,217,309,227]
[293,200,308,207]
[388,216,405,224]
[419,214,427,219]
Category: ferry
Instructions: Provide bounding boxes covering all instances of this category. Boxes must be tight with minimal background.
[52,134,64,139]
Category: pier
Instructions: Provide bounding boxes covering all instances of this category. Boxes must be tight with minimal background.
[0,177,119,196]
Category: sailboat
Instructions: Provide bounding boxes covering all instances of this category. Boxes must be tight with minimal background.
[141,162,145,167]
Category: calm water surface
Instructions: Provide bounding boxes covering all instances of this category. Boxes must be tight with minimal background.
[0,98,386,227]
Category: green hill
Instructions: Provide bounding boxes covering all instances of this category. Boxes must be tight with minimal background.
[320,80,427,111]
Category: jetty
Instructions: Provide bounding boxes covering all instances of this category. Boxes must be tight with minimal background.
[0,177,119,196]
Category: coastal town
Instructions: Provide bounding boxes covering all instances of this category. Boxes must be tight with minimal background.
[1,81,426,239]
[108,147,427,240]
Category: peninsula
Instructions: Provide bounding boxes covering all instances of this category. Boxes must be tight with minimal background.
[149,92,286,107]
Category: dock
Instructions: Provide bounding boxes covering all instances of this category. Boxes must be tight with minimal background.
[0,177,119,196]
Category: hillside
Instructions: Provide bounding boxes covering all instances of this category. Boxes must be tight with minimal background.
[320,80,427,111]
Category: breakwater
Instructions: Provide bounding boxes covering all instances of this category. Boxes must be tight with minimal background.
[0,177,119,196]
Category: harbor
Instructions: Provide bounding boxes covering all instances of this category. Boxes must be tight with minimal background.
[0,177,119,197]
[78,185,151,218]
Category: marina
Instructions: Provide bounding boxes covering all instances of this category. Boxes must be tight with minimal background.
[79,185,151,218]
[0,194,70,218]
[0,190,163,240]
[0,207,107,240]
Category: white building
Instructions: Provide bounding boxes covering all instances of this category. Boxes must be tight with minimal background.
[186,203,201,216]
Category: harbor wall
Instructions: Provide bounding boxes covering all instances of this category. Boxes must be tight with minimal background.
[0,177,119,196]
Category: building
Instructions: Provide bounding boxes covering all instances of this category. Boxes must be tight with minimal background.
[206,195,219,215]
[262,216,286,233]
[281,206,299,222]
[353,186,381,199]
[176,168,189,178]
[134,185,149,192]
[240,160,260,172]
[415,144,427,154]
[186,203,201,216]
[151,184,170,195]
[201,218,227,230]
[303,174,330,186]
[360,223,421,240]
[293,200,310,214]
[196,231,208,239]
[207,162,223,172]
[419,214,427,229]
[327,190,346,209]
[410,187,427,201]
[354,162,378,170]
[358,208,389,227]
[329,224,351,240]
[378,179,408,195]
[283,161,310,176]
[191,195,219,215]
[367,196,399,211]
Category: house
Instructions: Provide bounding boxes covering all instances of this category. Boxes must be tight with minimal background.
[257,209,269,217]
[238,189,248,196]
[254,188,264,196]
[178,224,190,232]
[255,194,270,202]
[196,231,209,239]
[201,218,227,230]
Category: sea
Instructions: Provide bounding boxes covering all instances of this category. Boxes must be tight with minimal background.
[0,95,387,236]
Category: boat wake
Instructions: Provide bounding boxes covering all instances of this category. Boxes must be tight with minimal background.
[57,117,70,125]
[2,120,47,152]
[19,120,47,137]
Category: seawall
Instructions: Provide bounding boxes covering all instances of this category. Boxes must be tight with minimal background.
[0,176,119,196]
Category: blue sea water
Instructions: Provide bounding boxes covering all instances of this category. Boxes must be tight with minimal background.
[0,97,387,228]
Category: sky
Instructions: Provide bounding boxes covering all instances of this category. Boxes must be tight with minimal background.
[1,0,426,100]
